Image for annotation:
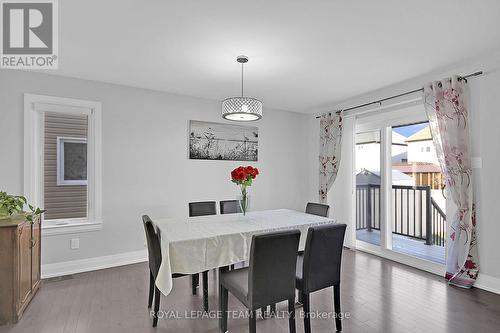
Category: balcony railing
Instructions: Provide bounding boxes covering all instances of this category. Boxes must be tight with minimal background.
[356,184,446,246]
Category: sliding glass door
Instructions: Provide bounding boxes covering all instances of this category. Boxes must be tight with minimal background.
[354,105,446,268]
[355,130,382,247]
[390,123,446,264]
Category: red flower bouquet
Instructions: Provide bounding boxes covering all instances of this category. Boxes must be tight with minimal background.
[230,166,259,215]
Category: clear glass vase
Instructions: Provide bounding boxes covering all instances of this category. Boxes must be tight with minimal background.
[239,190,249,216]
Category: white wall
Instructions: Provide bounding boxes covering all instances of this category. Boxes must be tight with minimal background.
[0,70,309,266]
[305,52,500,292]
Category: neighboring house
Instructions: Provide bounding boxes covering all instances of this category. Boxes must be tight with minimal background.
[357,169,413,186]
[44,112,88,220]
[356,131,408,172]
[357,126,444,190]
[406,126,438,164]
[392,162,444,190]
[394,125,444,190]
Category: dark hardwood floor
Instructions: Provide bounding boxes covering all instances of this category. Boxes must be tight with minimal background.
[1,249,499,333]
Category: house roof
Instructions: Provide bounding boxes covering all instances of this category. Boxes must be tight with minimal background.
[406,126,432,142]
[373,170,413,182]
[356,169,381,185]
[356,169,412,185]
[392,163,441,173]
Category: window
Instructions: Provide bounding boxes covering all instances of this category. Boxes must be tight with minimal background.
[57,137,88,186]
[355,130,381,246]
[24,94,102,235]
[426,146,431,152]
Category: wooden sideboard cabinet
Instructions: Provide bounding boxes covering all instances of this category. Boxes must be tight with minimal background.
[0,215,41,325]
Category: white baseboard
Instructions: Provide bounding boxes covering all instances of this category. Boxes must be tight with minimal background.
[41,249,148,279]
[475,273,500,294]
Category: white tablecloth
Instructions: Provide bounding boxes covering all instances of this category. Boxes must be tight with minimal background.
[152,209,337,296]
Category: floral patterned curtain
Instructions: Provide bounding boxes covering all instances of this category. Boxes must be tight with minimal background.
[424,76,478,287]
[319,111,343,203]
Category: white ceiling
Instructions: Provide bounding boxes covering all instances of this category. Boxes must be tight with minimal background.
[51,0,500,113]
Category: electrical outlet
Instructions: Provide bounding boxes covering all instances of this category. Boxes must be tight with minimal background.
[472,157,482,169]
[70,238,80,249]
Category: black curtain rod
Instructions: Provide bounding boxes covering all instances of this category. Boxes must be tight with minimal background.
[315,71,483,118]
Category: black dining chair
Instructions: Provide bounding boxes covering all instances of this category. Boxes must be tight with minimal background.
[296,224,347,332]
[305,202,330,217]
[298,203,331,258]
[189,201,217,217]
[142,215,186,327]
[188,201,216,311]
[220,200,242,270]
[220,200,242,214]
[219,230,301,333]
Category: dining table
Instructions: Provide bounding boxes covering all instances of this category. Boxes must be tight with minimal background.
[152,208,337,296]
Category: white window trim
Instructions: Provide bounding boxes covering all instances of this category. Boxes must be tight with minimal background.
[24,93,102,236]
[56,136,88,186]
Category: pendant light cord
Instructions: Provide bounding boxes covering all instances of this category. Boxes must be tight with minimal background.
[241,62,244,97]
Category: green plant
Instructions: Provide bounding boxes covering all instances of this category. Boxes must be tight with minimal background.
[0,191,45,222]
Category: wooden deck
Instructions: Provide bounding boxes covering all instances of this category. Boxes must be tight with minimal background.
[356,229,445,264]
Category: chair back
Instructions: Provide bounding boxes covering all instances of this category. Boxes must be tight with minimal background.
[142,215,162,277]
[248,230,300,308]
[220,200,241,214]
[302,224,346,293]
[305,202,330,217]
[189,201,217,217]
